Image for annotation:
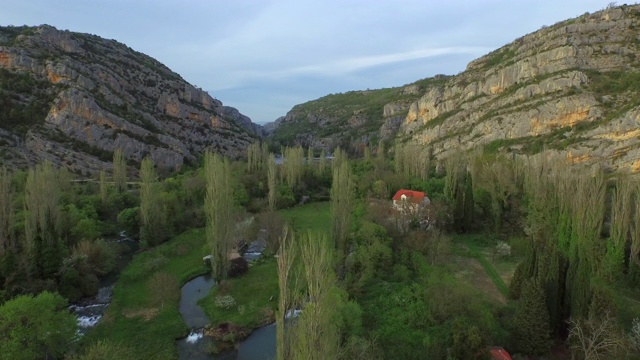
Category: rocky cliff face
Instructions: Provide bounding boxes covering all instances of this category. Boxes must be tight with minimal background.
[397,5,640,173]
[272,4,640,173]
[0,25,262,175]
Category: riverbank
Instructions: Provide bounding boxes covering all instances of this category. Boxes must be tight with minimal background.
[198,259,278,330]
[83,228,210,360]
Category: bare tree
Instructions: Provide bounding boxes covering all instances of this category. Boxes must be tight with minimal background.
[148,271,179,310]
[568,312,629,360]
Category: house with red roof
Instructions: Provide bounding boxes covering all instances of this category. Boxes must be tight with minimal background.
[391,189,430,213]
[489,347,513,360]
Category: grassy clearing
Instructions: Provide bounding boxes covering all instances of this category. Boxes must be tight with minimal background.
[279,201,331,234]
[83,229,210,360]
[451,234,513,298]
[198,259,279,329]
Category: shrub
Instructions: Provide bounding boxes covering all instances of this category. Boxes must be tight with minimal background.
[495,241,511,258]
[228,257,248,278]
[73,239,118,276]
[215,295,237,309]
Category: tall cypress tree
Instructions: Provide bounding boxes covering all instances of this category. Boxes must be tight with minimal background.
[512,279,552,355]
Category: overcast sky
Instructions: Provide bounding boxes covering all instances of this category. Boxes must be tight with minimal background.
[1,0,613,124]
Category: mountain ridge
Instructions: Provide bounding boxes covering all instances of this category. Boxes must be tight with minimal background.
[269,4,640,173]
[0,24,262,175]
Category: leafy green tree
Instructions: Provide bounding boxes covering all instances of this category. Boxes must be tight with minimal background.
[512,279,552,355]
[0,291,77,359]
[450,318,490,360]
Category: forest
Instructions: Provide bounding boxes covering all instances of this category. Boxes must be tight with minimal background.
[1,142,640,360]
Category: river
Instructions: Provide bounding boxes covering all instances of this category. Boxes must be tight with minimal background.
[177,236,277,360]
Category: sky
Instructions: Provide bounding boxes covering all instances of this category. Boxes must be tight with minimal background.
[1,0,614,124]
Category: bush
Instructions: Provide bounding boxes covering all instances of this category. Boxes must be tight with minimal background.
[215,294,237,309]
[73,239,118,276]
[495,241,511,258]
[228,257,248,278]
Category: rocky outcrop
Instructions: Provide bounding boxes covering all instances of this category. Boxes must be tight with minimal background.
[397,5,640,172]
[0,25,262,175]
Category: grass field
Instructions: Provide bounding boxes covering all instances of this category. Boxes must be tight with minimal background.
[83,229,210,359]
[279,201,331,234]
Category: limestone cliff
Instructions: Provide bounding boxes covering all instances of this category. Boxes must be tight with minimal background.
[0,25,262,175]
[398,5,640,173]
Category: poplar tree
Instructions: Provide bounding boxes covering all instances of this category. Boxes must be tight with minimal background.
[139,157,165,246]
[204,151,234,281]
[113,148,127,193]
[0,167,13,257]
[331,159,354,264]
[318,149,327,176]
[247,142,265,172]
[307,147,314,168]
[283,146,304,188]
[276,226,298,360]
[99,169,108,204]
[377,139,385,161]
[602,176,632,281]
[292,232,340,360]
[268,154,277,212]
[363,145,371,162]
[25,161,62,278]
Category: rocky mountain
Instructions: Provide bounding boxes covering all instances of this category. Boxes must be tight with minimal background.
[0,25,262,175]
[267,76,450,149]
[271,4,640,173]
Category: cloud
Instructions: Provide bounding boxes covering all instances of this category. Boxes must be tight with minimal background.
[212,46,491,90]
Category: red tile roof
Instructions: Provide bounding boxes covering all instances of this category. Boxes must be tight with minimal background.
[392,189,426,204]
[489,347,512,360]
